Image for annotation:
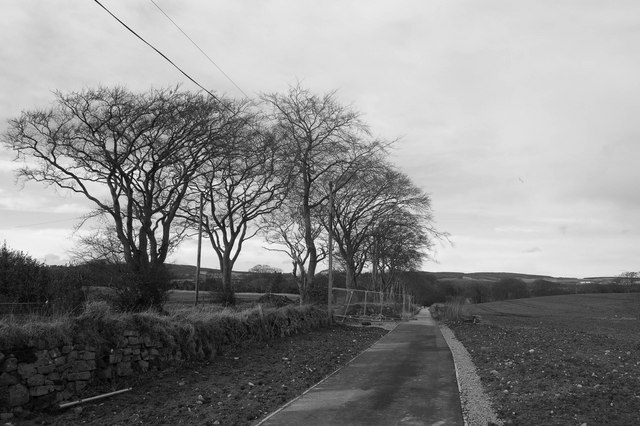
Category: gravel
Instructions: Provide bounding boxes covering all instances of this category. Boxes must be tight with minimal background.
[439,323,503,426]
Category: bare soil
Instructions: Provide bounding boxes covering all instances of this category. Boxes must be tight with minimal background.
[450,294,640,425]
[14,323,388,426]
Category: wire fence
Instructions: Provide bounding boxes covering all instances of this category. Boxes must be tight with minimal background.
[330,288,416,321]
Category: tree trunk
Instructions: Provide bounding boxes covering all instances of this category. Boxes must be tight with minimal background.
[219,252,236,306]
[345,264,356,290]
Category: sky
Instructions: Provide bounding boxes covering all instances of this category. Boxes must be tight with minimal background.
[1,0,639,278]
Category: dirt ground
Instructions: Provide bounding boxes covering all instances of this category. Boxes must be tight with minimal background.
[12,323,388,426]
[451,294,640,425]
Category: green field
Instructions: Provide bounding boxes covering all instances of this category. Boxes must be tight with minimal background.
[467,293,640,334]
[452,294,640,425]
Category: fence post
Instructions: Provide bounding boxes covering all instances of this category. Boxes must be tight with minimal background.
[363,291,368,316]
[327,181,334,323]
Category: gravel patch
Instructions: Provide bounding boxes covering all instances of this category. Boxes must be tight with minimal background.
[439,323,502,426]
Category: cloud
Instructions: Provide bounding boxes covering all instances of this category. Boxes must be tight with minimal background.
[523,247,542,254]
[1,1,639,278]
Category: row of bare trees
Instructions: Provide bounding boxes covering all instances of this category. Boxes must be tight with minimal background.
[3,84,443,307]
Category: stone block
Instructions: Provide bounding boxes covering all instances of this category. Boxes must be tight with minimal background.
[3,359,16,375]
[46,372,61,383]
[137,360,149,372]
[49,348,62,359]
[132,348,140,355]
[61,346,73,354]
[9,384,29,406]
[124,330,138,337]
[128,337,140,345]
[36,350,50,362]
[75,380,88,392]
[26,374,45,387]
[54,356,67,366]
[123,348,132,356]
[0,372,18,386]
[67,351,78,361]
[108,353,122,364]
[116,362,132,377]
[17,363,37,378]
[58,389,73,402]
[84,351,96,360]
[37,364,56,375]
[29,385,53,397]
[150,349,160,357]
[67,371,91,381]
[73,360,93,372]
[143,336,153,347]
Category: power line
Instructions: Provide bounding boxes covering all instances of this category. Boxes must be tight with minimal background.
[13,217,81,228]
[148,0,250,99]
[92,0,225,105]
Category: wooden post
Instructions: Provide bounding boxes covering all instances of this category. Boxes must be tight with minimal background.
[194,192,204,306]
[363,290,368,317]
[327,181,334,323]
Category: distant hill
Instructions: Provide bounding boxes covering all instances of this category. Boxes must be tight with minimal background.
[166,264,616,285]
[166,264,256,281]
[425,271,562,282]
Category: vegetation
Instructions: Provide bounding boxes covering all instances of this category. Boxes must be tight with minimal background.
[0,243,85,315]
[0,299,327,355]
[4,84,441,306]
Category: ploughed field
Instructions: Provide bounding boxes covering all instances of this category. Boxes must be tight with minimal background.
[451,293,640,425]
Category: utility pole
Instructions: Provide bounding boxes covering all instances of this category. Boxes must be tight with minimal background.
[194,192,204,306]
[327,181,334,323]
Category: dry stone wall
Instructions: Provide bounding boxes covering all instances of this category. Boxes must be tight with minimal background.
[0,330,178,414]
[0,305,328,416]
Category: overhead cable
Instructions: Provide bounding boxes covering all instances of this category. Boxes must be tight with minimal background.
[93,0,225,105]
[149,0,250,99]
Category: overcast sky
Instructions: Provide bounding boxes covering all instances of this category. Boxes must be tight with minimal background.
[1,0,639,278]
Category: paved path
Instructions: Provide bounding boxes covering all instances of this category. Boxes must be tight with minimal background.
[257,309,464,426]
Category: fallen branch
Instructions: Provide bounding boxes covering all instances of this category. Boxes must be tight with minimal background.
[59,387,133,409]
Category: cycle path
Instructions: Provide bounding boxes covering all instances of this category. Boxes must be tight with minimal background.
[257,309,464,426]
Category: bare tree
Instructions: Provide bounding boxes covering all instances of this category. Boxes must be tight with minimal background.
[320,160,434,289]
[370,206,436,294]
[262,84,377,303]
[4,86,238,306]
[181,105,291,304]
[69,222,127,265]
[262,199,327,303]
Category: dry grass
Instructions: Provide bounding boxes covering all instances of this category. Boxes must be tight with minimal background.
[440,296,468,322]
[0,300,328,363]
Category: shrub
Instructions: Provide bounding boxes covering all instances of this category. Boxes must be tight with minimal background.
[0,243,49,309]
[71,261,170,312]
[112,266,170,311]
[46,265,86,315]
[431,296,468,322]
